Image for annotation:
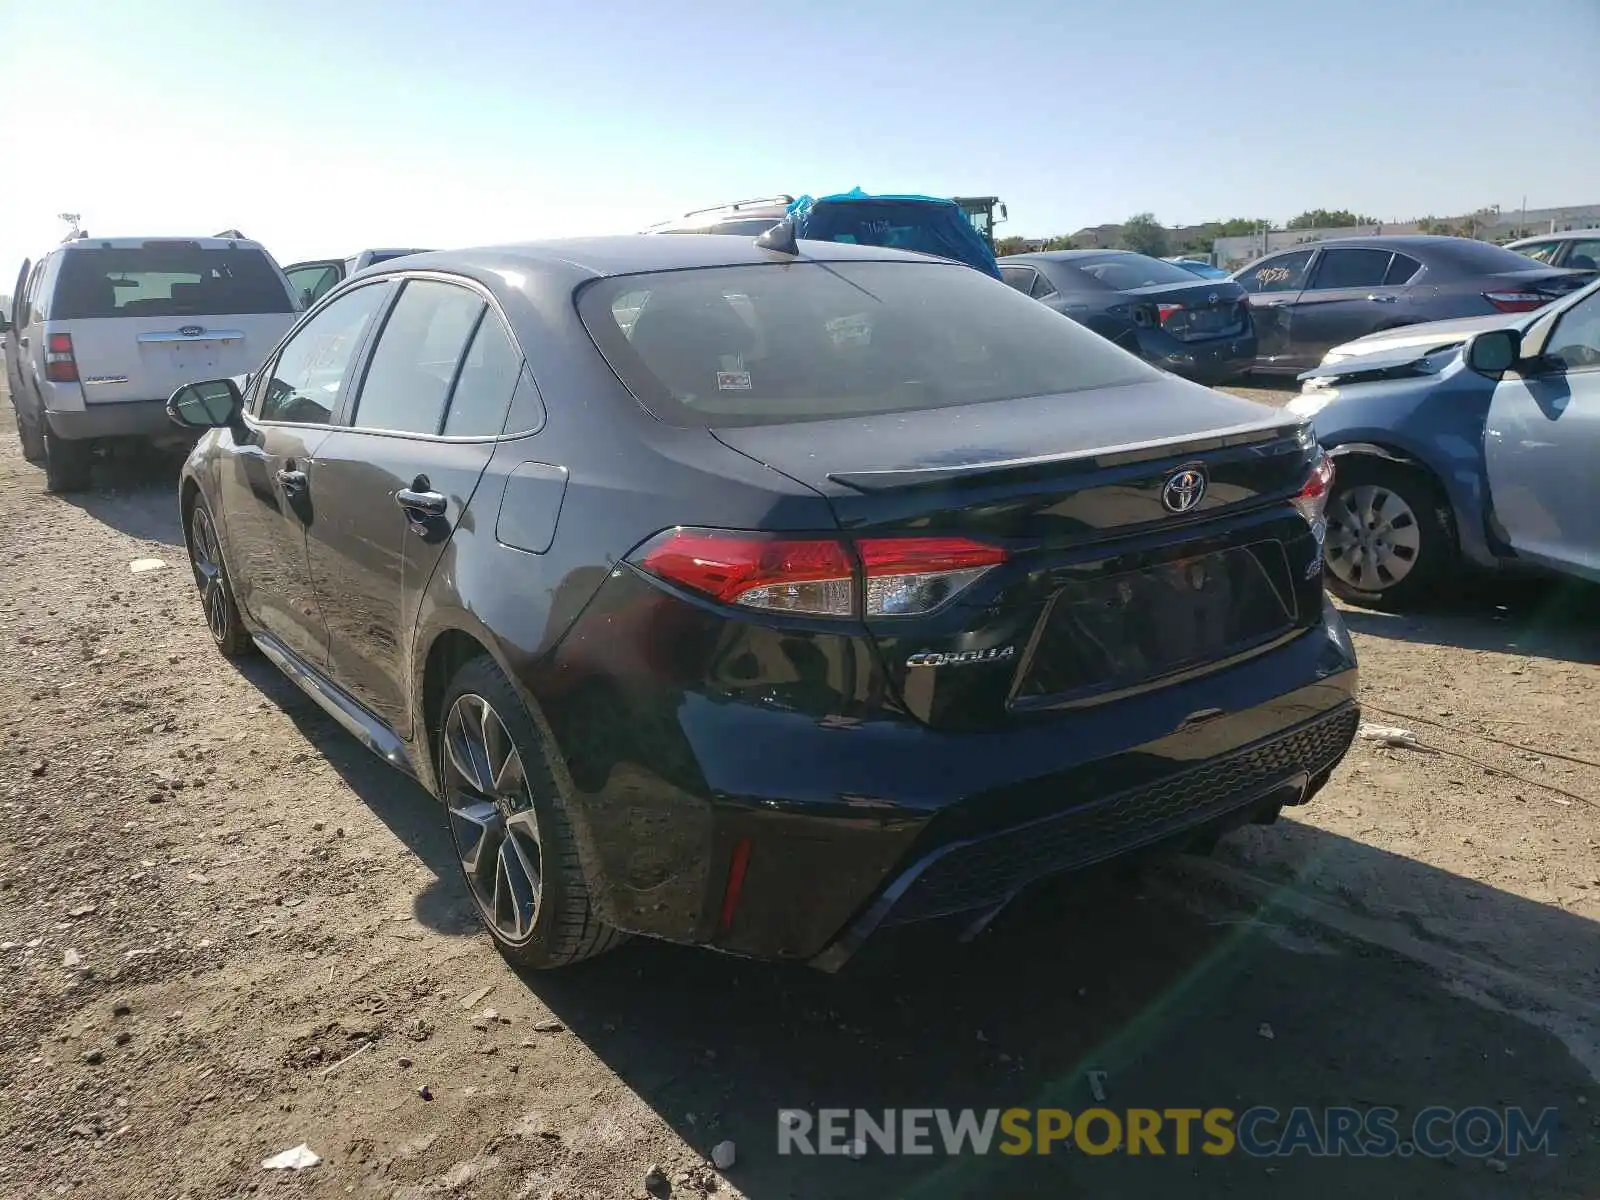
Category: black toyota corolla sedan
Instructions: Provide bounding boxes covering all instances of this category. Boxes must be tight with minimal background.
[167,234,1359,971]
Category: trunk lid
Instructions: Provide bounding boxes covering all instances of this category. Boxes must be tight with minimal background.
[56,314,297,404]
[712,378,1324,731]
[1491,266,1596,300]
[1121,277,1250,342]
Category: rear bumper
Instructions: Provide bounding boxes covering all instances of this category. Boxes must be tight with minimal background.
[1138,329,1258,384]
[812,700,1357,968]
[45,399,182,441]
[545,590,1360,965]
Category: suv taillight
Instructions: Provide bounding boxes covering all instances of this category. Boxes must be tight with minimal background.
[45,333,78,383]
[629,529,1008,618]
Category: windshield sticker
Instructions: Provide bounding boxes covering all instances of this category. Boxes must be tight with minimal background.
[717,370,752,391]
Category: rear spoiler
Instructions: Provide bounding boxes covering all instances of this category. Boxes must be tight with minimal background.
[827,418,1307,492]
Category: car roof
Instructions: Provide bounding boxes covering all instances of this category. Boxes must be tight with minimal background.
[55,235,268,253]
[1000,249,1155,263]
[381,234,945,289]
[1506,228,1600,246]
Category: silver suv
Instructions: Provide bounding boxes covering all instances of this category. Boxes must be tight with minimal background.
[2,235,299,492]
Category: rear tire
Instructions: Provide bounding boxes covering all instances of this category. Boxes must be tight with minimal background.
[16,408,45,464]
[438,655,626,970]
[1322,457,1456,610]
[42,428,92,493]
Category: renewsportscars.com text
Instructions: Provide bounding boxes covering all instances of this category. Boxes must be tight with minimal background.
[777,1105,1559,1159]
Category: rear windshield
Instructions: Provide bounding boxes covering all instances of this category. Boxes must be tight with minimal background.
[1067,254,1207,290]
[52,244,294,319]
[1430,239,1569,276]
[579,260,1154,427]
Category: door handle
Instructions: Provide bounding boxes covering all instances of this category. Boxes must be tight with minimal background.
[1365,294,1397,303]
[18,336,28,347]
[395,487,447,518]
[275,467,308,492]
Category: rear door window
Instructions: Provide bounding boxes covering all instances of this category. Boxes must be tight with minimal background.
[1384,253,1422,285]
[442,314,524,437]
[257,284,389,424]
[352,280,485,435]
[1030,271,1058,299]
[1308,248,1395,290]
[999,266,1036,293]
[52,243,295,319]
[1238,250,1313,293]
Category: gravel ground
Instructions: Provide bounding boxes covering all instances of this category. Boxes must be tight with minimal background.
[1,378,1597,1199]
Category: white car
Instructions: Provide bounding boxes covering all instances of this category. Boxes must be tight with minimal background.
[3,234,300,492]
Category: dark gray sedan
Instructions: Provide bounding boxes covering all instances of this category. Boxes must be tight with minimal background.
[1000,250,1256,384]
[1233,235,1593,376]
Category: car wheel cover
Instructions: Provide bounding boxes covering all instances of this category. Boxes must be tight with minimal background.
[1325,483,1423,591]
[443,693,543,943]
[188,507,231,644]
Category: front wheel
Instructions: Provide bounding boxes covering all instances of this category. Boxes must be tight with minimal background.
[1323,458,1456,609]
[438,655,625,969]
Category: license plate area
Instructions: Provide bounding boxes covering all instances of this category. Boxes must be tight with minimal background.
[1171,305,1245,341]
[1013,541,1296,705]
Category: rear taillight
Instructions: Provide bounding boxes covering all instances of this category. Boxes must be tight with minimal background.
[1156,302,1186,327]
[45,332,78,383]
[1292,452,1335,535]
[629,528,1008,618]
[1483,291,1547,314]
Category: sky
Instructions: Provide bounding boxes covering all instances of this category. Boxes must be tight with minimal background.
[1,0,1598,282]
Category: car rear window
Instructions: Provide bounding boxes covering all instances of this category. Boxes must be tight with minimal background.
[579,260,1154,427]
[1067,254,1208,290]
[52,243,294,319]
[1433,239,1570,275]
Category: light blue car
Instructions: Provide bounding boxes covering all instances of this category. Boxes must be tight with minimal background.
[1165,257,1231,281]
[1286,277,1600,607]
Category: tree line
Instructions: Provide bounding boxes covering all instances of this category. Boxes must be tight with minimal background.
[995,208,1462,260]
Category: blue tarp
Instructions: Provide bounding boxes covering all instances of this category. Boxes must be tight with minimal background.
[785,189,1002,279]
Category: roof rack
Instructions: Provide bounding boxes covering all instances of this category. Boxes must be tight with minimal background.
[676,194,795,220]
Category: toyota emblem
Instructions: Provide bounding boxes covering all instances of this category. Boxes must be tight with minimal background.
[1161,465,1208,514]
[1207,292,1219,305]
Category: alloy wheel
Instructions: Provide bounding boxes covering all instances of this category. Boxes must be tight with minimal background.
[443,693,543,943]
[1325,483,1422,592]
[188,507,231,644]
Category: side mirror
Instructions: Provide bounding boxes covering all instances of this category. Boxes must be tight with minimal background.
[1465,328,1521,375]
[168,378,243,429]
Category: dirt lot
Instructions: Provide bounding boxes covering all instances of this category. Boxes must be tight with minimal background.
[1,379,1598,1199]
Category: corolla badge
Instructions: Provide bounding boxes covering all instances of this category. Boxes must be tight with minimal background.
[179,325,204,337]
[906,646,1016,668]
[1161,465,1208,514]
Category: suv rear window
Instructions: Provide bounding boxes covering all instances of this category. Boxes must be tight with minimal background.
[579,260,1152,427]
[52,244,294,319]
